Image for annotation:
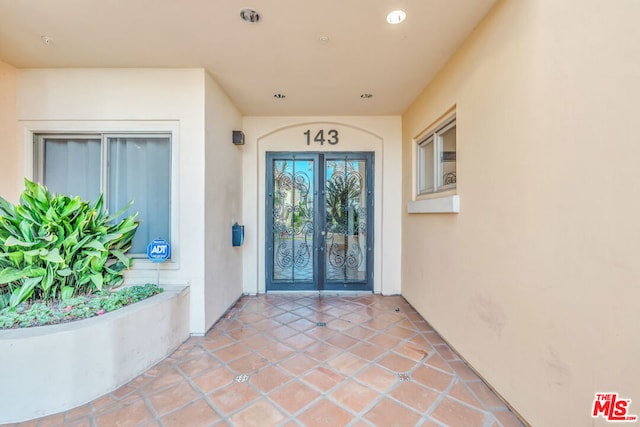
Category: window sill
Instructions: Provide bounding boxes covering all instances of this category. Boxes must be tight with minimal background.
[407,195,459,214]
[130,258,180,270]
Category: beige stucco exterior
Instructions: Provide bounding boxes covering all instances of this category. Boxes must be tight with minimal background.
[401,0,640,425]
[0,0,639,424]
[241,116,402,296]
[0,61,20,202]
[204,73,244,328]
[12,68,244,335]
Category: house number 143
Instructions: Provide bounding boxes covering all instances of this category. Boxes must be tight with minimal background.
[304,129,339,145]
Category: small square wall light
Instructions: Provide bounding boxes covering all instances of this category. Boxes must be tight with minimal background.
[232,130,245,145]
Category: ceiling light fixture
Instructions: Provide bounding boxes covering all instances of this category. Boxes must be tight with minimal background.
[319,35,330,44]
[386,10,406,24]
[274,93,286,99]
[360,93,373,99]
[41,36,53,45]
[240,8,260,23]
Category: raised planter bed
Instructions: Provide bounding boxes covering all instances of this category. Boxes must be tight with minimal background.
[0,286,190,423]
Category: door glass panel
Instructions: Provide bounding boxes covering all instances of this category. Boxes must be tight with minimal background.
[272,159,314,281]
[325,159,367,281]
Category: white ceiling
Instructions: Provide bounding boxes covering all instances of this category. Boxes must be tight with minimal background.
[0,0,497,116]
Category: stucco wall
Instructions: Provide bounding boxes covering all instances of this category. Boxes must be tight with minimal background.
[241,116,402,295]
[0,61,20,202]
[401,0,640,426]
[16,68,210,333]
[203,72,243,331]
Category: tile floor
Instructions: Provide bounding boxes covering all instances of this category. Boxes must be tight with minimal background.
[5,294,527,427]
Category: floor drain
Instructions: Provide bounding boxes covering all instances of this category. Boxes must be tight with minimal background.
[397,373,411,382]
[235,375,250,383]
[316,322,327,327]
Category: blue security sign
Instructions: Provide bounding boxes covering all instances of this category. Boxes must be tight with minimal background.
[147,239,170,263]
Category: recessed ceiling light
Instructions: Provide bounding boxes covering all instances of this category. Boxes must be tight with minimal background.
[240,8,260,23]
[274,93,286,99]
[360,93,373,99]
[386,10,406,24]
[41,36,53,45]
[319,35,330,44]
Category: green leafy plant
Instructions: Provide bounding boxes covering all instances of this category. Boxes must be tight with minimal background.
[0,179,139,308]
[326,173,361,234]
[0,284,162,329]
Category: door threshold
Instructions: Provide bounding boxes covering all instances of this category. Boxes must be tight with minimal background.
[266,290,373,296]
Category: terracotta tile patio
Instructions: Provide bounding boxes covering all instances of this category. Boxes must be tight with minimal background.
[4,294,527,427]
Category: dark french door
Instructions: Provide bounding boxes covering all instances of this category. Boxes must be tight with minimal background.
[266,152,374,291]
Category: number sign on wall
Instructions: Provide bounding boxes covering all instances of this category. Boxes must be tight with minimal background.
[304,129,339,146]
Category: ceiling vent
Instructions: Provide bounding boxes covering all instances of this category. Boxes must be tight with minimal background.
[240,8,260,23]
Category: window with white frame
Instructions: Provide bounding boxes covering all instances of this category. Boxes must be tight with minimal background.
[417,117,456,195]
[34,133,171,257]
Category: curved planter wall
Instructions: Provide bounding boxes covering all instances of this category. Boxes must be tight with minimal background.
[0,286,190,423]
